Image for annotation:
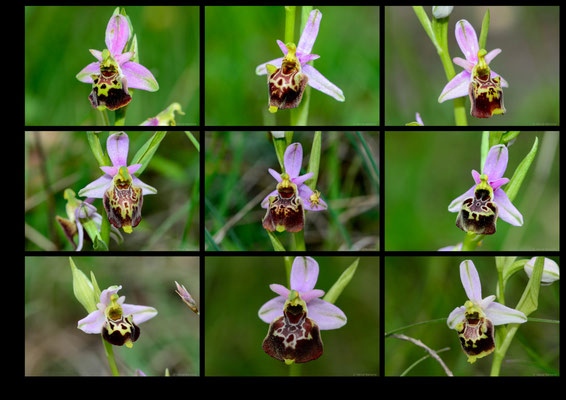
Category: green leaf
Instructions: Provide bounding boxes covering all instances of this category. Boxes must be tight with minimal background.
[514,256,544,317]
[413,6,441,53]
[185,131,200,152]
[130,131,167,175]
[86,132,110,167]
[305,131,321,190]
[69,257,97,313]
[478,9,490,50]
[504,137,538,202]
[501,131,520,144]
[272,136,287,171]
[480,131,489,170]
[323,258,359,304]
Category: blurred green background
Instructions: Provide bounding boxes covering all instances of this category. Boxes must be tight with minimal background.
[25,6,199,126]
[385,256,560,376]
[385,6,559,125]
[25,131,200,251]
[385,131,559,251]
[205,132,379,251]
[205,256,379,376]
[205,6,379,125]
[25,256,199,376]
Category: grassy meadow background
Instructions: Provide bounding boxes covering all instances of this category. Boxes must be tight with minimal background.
[384,131,559,251]
[205,131,379,251]
[24,131,200,251]
[205,256,379,376]
[25,6,199,126]
[205,6,379,126]
[25,256,200,376]
[384,256,560,376]
[385,6,559,126]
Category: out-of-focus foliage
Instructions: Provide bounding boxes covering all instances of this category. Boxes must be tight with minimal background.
[25,256,200,376]
[24,132,200,251]
[385,6,559,125]
[385,131,559,251]
[205,256,379,376]
[205,132,379,251]
[25,6,199,126]
[205,6,379,125]
[384,256,559,376]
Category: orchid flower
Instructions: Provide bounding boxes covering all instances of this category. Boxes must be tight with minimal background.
[56,189,123,251]
[261,142,327,232]
[449,144,522,235]
[141,103,184,126]
[447,260,527,363]
[76,12,159,111]
[258,256,347,364]
[78,132,157,234]
[438,20,507,118]
[255,9,345,113]
[175,281,199,315]
[78,285,157,348]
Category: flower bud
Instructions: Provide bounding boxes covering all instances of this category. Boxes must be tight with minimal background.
[432,6,454,19]
[525,257,559,285]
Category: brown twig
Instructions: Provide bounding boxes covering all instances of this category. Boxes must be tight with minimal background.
[391,333,454,376]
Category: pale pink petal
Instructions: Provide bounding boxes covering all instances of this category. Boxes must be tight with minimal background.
[455,19,479,63]
[290,256,319,292]
[482,145,508,179]
[297,9,322,55]
[438,70,471,103]
[106,133,130,167]
[448,185,475,213]
[269,284,290,298]
[76,62,101,83]
[284,143,303,178]
[307,298,347,330]
[258,297,285,323]
[303,64,345,101]
[121,303,158,325]
[255,57,284,75]
[121,61,159,92]
[105,14,130,55]
[494,189,523,226]
[460,260,482,302]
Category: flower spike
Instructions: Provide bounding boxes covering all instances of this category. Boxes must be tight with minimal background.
[256,9,344,112]
[447,260,526,363]
[438,19,507,118]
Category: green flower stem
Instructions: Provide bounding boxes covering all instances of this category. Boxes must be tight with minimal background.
[461,232,483,251]
[284,6,296,44]
[289,6,312,126]
[99,109,110,126]
[102,337,120,376]
[114,106,128,126]
[292,229,306,251]
[433,17,468,126]
[414,7,467,126]
[491,256,544,376]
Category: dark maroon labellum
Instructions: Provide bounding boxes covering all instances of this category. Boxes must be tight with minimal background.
[262,301,323,364]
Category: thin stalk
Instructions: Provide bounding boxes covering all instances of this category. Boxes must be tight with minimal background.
[114,106,128,126]
[292,230,306,251]
[99,109,110,126]
[102,338,120,376]
[490,324,520,376]
[284,6,296,44]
